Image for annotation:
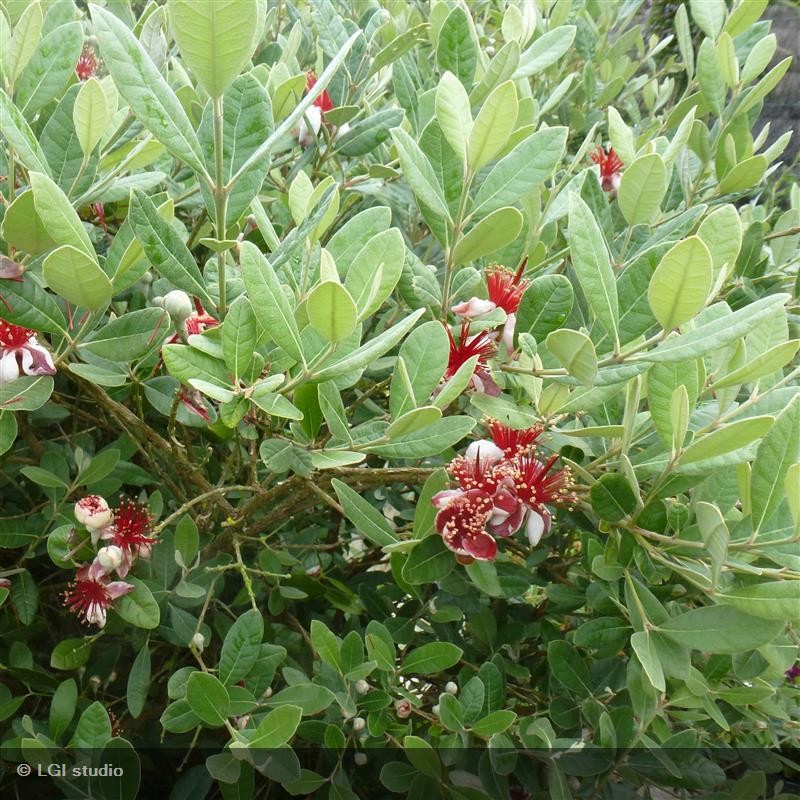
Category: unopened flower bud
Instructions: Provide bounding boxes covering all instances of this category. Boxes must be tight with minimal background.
[445,681,458,695]
[355,679,370,695]
[0,578,11,589]
[163,290,193,323]
[432,704,440,715]
[354,752,367,766]
[75,496,113,530]
[190,632,205,652]
[264,687,273,698]
[89,675,101,689]
[96,545,124,573]
[352,717,365,732]
[395,699,412,719]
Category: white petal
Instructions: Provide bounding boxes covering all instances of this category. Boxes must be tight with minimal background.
[0,351,20,383]
[526,510,545,546]
[465,440,504,465]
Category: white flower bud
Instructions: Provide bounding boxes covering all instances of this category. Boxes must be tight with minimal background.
[163,290,193,323]
[432,704,440,715]
[352,717,366,732]
[355,679,370,695]
[190,632,206,652]
[354,752,367,766]
[445,681,458,695]
[75,496,113,530]
[96,545,124,573]
[264,687,273,698]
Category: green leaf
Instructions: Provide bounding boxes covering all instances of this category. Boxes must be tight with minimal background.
[387,406,443,438]
[547,640,591,696]
[1,189,57,255]
[401,642,463,675]
[467,80,517,171]
[30,171,95,258]
[90,4,206,175]
[186,672,229,727]
[470,41,520,106]
[330,479,398,546]
[49,679,77,742]
[0,376,54,412]
[343,228,406,320]
[73,77,110,158]
[312,309,425,382]
[402,534,455,585]
[546,329,597,385]
[681,416,774,464]
[695,502,728,587]
[638,294,789,362]
[690,0,726,39]
[326,207,391,271]
[8,1,43,85]
[717,581,800,623]
[250,389,303,421]
[590,474,636,522]
[435,70,472,159]
[697,38,725,115]
[70,701,111,748]
[452,207,523,266]
[658,605,782,653]
[713,340,800,389]
[50,638,91,670]
[514,25,576,78]
[219,608,264,685]
[390,128,451,221]
[42,245,111,311]
[310,620,341,670]
[265,684,335,715]
[15,21,82,119]
[389,320,449,418]
[471,126,568,216]
[697,204,742,279]
[718,155,767,194]
[129,189,215,310]
[77,448,121,486]
[436,6,476,87]
[307,281,358,344]
[750,394,800,532]
[516,274,574,343]
[618,154,667,226]
[163,345,229,387]
[127,645,151,719]
[471,709,517,736]
[222,295,257,382]
[0,90,50,174]
[240,241,303,363]
[174,515,199,566]
[647,236,713,330]
[365,415,475,459]
[244,704,302,748]
[82,308,168,361]
[115,576,160,630]
[21,465,68,489]
[631,631,665,692]
[168,0,261,98]
[568,193,619,347]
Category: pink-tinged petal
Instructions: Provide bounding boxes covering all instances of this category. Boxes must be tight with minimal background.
[464,439,505,465]
[526,509,551,546]
[23,339,56,375]
[474,368,501,396]
[87,605,107,628]
[452,298,496,318]
[86,560,107,581]
[464,530,497,561]
[501,313,516,356]
[106,580,135,599]
[0,351,20,382]
[297,106,323,147]
[432,489,463,509]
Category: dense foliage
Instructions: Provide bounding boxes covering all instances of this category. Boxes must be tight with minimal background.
[1,0,799,798]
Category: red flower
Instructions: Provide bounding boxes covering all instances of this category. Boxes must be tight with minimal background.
[448,450,502,494]
[590,146,624,193]
[0,320,56,382]
[500,453,575,513]
[434,489,497,562]
[443,319,499,396]
[75,46,98,81]
[486,262,529,315]
[306,70,334,114]
[486,418,543,456]
[63,561,134,628]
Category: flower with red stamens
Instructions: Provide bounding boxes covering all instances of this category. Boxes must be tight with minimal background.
[434,488,497,562]
[306,70,334,114]
[75,46,98,81]
[590,146,624,193]
[63,561,134,628]
[486,262,529,315]
[448,449,503,494]
[443,319,499,396]
[486,418,544,456]
[98,499,157,574]
[0,321,56,382]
